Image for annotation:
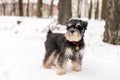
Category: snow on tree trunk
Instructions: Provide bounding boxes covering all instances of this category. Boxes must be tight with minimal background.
[103,0,120,45]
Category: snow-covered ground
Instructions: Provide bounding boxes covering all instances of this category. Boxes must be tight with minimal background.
[0,16,120,80]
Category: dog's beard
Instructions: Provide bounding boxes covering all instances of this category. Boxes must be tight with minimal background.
[65,31,81,42]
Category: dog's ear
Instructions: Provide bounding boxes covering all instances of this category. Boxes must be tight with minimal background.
[83,21,88,30]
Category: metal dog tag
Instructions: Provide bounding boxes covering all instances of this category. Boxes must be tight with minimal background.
[75,46,80,51]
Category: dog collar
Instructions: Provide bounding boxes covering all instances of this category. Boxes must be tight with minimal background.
[72,41,80,51]
[71,38,83,45]
[72,41,79,45]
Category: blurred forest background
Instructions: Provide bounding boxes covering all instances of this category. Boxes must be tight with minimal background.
[0,0,120,45]
[0,0,103,19]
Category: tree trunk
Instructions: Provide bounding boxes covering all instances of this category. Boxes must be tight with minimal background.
[12,2,16,16]
[101,0,107,19]
[19,0,23,16]
[3,4,6,15]
[37,0,42,17]
[58,0,72,25]
[95,0,99,19]
[88,0,92,19]
[27,0,29,16]
[77,0,81,18]
[49,0,54,17]
[1,2,6,15]
[103,0,120,45]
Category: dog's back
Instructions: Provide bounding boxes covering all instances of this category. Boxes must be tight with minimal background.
[45,30,65,52]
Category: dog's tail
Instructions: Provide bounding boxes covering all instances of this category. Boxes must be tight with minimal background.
[48,29,52,34]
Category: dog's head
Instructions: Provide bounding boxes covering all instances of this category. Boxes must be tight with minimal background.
[65,18,88,42]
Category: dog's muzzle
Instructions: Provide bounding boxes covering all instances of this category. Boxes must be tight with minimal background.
[65,29,82,42]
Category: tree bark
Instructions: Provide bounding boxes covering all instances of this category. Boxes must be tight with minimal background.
[88,0,92,19]
[103,0,120,45]
[101,0,107,19]
[27,0,29,16]
[95,0,99,19]
[37,0,42,17]
[19,0,23,16]
[58,0,72,25]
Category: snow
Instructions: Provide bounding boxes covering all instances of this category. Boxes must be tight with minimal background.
[0,16,120,80]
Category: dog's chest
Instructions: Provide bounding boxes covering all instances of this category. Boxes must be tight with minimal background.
[65,48,82,58]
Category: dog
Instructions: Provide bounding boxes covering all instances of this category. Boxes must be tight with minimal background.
[43,18,88,75]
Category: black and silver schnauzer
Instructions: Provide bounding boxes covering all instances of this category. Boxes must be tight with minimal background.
[43,18,88,75]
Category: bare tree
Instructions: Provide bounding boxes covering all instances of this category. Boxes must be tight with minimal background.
[27,0,29,16]
[88,0,92,19]
[1,0,7,15]
[58,0,72,25]
[37,0,42,17]
[49,0,54,17]
[103,0,120,45]
[95,0,99,19]
[19,0,23,16]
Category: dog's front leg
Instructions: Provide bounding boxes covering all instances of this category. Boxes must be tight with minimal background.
[72,54,83,72]
[56,54,67,75]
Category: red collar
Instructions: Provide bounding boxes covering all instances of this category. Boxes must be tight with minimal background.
[72,41,79,45]
[69,38,83,46]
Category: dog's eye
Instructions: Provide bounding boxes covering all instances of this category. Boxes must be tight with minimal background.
[77,25,83,30]
[79,27,83,29]
[66,26,70,30]
[79,27,85,32]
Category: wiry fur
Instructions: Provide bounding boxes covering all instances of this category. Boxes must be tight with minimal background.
[43,19,88,75]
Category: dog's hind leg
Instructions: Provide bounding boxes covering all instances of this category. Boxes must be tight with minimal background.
[43,50,56,69]
[56,54,67,75]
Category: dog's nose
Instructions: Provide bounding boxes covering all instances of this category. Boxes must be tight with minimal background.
[70,30,75,33]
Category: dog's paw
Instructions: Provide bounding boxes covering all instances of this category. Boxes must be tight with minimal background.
[72,62,82,72]
[57,68,65,75]
[72,66,81,72]
[43,63,51,69]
